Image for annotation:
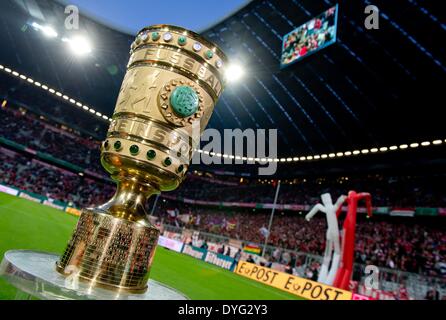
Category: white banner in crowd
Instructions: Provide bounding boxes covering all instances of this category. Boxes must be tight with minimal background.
[0,184,19,196]
[157,236,184,253]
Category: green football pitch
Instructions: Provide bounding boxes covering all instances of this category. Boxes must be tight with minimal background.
[0,193,299,300]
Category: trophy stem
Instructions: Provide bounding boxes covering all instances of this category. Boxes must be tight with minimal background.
[98,175,160,223]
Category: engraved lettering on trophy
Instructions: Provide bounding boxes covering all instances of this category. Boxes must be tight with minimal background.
[135,121,150,137]
[152,128,166,143]
[198,65,207,79]
[180,144,189,157]
[143,48,156,60]
[134,49,222,96]
[108,119,117,132]
[183,57,195,70]
[170,53,181,65]
[169,134,181,146]
[110,119,190,156]
[156,49,168,61]
[214,81,222,96]
[117,119,130,132]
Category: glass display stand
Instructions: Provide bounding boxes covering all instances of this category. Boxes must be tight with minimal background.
[0,250,188,300]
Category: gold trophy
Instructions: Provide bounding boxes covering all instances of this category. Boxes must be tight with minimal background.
[56,25,227,293]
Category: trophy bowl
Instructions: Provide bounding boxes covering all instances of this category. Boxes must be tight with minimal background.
[55,25,227,293]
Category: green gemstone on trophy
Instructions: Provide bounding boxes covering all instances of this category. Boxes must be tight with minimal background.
[130,145,139,155]
[164,157,172,167]
[177,165,184,173]
[178,36,187,45]
[114,141,122,151]
[146,149,156,160]
[152,32,160,41]
[170,86,199,118]
[205,50,214,59]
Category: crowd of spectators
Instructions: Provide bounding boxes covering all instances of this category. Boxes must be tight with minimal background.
[0,107,103,173]
[172,173,446,208]
[0,150,115,208]
[156,204,445,278]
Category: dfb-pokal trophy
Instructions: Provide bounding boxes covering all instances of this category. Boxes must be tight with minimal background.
[0,25,227,300]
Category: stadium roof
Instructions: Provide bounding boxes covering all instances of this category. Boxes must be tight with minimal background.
[0,0,445,173]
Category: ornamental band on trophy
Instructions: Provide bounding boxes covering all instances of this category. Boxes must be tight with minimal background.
[56,25,228,293]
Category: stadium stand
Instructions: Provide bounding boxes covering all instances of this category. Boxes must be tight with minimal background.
[0,147,114,208]
[0,106,103,174]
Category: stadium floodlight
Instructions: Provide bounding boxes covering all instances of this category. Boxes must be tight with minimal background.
[31,22,58,38]
[225,64,245,83]
[65,36,92,55]
[42,26,58,38]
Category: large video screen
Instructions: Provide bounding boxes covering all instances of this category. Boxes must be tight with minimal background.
[281,5,338,68]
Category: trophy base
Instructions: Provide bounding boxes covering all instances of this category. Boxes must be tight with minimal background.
[56,209,160,294]
[54,264,148,294]
[0,250,188,300]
